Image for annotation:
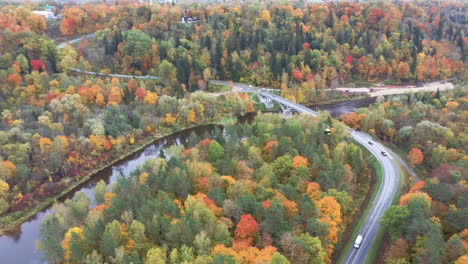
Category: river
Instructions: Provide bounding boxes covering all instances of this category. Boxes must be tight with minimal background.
[0,97,375,263]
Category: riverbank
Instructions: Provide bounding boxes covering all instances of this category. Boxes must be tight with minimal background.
[0,120,234,236]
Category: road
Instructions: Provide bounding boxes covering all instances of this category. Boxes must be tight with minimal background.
[68,68,161,80]
[57,33,95,49]
[213,80,401,264]
[342,131,399,264]
[58,35,161,80]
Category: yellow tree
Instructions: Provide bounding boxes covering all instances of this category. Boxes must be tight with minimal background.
[39,137,53,151]
[188,109,196,123]
[89,135,105,156]
[260,10,272,26]
[163,113,176,126]
[144,91,159,105]
[95,93,105,107]
[139,172,149,185]
[292,155,308,168]
[306,182,321,201]
[61,227,84,264]
[318,195,342,261]
[399,192,432,206]
[0,180,9,197]
[0,160,16,181]
[107,87,123,105]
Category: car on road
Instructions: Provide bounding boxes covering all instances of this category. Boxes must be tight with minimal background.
[368,141,373,145]
[354,235,363,249]
[381,151,387,156]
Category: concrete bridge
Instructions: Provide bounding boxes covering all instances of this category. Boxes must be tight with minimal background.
[209,80,318,118]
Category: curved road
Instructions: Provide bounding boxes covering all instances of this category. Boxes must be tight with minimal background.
[343,131,399,264]
[213,81,401,264]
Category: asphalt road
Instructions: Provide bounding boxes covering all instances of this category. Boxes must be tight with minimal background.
[214,80,401,264]
[342,131,399,264]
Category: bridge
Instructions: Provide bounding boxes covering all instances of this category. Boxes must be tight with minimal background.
[209,81,318,118]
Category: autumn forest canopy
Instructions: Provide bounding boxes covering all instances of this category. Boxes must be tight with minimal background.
[38,114,371,264]
[0,0,466,263]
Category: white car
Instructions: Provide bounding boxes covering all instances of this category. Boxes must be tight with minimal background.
[354,235,363,249]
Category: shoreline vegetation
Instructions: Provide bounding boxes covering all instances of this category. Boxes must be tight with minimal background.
[0,83,369,238]
[0,121,229,236]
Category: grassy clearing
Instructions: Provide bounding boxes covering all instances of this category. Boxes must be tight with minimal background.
[337,157,383,264]
[207,82,231,92]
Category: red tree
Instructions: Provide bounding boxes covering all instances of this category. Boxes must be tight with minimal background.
[7,73,22,87]
[407,148,424,167]
[235,214,258,240]
[30,60,45,72]
[345,55,353,66]
[368,8,382,24]
[408,181,425,193]
[292,69,304,81]
[60,18,75,36]
[135,87,147,101]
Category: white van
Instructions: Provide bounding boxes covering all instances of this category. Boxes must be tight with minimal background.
[354,235,363,249]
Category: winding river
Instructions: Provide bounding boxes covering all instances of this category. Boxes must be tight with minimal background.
[0,97,375,263]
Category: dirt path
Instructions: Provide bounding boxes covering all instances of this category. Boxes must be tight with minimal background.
[370,81,454,97]
[334,81,455,97]
[57,33,94,49]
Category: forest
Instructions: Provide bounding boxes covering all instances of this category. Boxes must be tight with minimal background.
[0,70,254,228]
[341,87,467,264]
[0,3,254,225]
[0,0,466,262]
[61,0,466,102]
[38,113,372,264]
[1,1,466,103]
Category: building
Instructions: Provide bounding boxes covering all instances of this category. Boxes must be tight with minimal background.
[32,10,55,20]
[32,4,57,20]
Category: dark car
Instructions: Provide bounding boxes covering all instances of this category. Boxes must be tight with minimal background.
[381,151,387,156]
[368,141,373,145]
